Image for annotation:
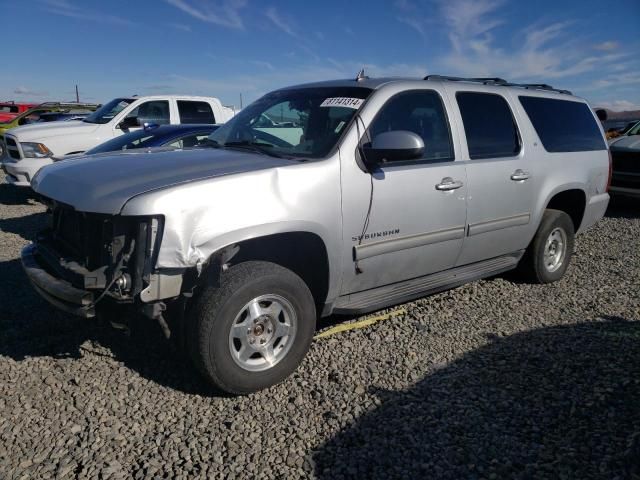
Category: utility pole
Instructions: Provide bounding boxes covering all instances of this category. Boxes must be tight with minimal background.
[239,93,243,110]
[75,84,79,103]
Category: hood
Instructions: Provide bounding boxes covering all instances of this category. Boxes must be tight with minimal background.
[7,120,99,141]
[31,147,292,214]
[609,135,640,152]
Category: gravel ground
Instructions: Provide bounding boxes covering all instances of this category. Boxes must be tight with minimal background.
[0,174,638,480]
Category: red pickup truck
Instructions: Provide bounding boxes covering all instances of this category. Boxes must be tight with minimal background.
[0,102,37,122]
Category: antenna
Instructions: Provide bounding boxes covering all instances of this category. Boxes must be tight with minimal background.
[356,68,368,82]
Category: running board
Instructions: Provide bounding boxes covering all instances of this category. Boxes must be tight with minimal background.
[332,251,524,315]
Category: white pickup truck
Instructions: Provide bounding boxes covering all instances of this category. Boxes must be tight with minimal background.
[1,95,235,187]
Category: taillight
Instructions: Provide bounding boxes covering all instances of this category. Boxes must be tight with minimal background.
[606,149,613,192]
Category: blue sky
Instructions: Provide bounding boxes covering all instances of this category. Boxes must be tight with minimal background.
[1,0,639,110]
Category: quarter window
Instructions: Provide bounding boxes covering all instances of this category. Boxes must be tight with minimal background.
[456,92,521,159]
[367,90,454,162]
[518,96,606,152]
[177,101,216,124]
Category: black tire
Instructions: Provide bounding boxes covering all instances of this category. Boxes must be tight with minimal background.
[187,261,316,395]
[519,209,575,284]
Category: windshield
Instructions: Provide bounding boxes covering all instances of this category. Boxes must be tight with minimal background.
[83,98,134,124]
[208,86,372,159]
[0,105,18,113]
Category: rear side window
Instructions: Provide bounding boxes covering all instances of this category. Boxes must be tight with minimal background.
[519,96,606,152]
[178,101,215,124]
[456,92,521,159]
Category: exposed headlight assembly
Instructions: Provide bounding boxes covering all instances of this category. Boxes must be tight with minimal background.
[21,142,53,158]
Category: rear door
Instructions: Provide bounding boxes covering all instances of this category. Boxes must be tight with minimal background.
[445,87,536,265]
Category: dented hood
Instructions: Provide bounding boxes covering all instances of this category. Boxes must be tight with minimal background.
[31,148,292,214]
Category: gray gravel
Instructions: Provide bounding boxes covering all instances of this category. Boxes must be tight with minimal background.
[0,174,638,479]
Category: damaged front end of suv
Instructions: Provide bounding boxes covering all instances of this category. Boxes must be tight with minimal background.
[22,198,172,323]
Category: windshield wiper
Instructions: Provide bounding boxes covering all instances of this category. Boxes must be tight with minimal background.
[222,141,283,158]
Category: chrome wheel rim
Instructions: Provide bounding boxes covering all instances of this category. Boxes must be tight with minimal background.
[544,227,567,273]
[228,294,297,372]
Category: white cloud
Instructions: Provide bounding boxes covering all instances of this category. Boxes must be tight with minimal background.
[165,0,247,29]
[397,16,427,37]
[440,0,504,53]
[583,70,640,90]
[251,60,275,71]
[169,23,192,32]
[14,86,48,96]
[594,100,640,111]
[394,0,634,83]
[41,0,135,26]
[594,41,619,52]
[265,7,298,38]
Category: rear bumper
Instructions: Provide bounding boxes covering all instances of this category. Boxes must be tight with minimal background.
[579,193,609,233]
[21,244,96,318]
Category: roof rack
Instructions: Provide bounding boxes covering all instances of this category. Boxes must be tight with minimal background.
[423,75,572,95]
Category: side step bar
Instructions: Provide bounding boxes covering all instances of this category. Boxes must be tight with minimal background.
[332,251,524,315]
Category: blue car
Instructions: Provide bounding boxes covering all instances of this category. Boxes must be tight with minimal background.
[81,123,219,156]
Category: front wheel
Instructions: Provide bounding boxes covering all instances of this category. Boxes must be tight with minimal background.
[187,261,316,394]
[519,209,575,283]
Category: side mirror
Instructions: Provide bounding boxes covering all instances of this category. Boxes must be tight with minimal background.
[118,116,140,129]
[362,130,425,165]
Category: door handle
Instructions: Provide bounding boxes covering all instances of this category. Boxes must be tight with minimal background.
[435,177,464,191]
[510,169,531,181]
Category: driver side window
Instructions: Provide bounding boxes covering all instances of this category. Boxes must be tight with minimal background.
[126,101,170,125]
[368,90,454,163]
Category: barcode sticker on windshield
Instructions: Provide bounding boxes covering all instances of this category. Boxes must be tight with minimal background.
[320,97,364,109]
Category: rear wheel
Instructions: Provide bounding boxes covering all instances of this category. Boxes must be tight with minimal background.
[187,261,316,394]
[519,209,575,283]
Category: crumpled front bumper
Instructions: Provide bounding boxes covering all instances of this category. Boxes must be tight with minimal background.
[21,244,96,318]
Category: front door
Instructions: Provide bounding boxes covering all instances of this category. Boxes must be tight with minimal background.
[341,88,468,294]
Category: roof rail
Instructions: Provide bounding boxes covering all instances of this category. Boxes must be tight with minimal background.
[424,75,508,85]
[424,74,572,95]
[515,83,572,95]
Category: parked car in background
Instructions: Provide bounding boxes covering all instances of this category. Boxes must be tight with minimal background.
[53,123,219,161]
[36,111,93,123]
[0,102,100,135]
[23,74,610,394]
[1,95,233,186]
[0,102,37,122]
[609,120,640,197]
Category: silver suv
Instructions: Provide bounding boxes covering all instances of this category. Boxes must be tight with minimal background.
[22,74,611,394]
